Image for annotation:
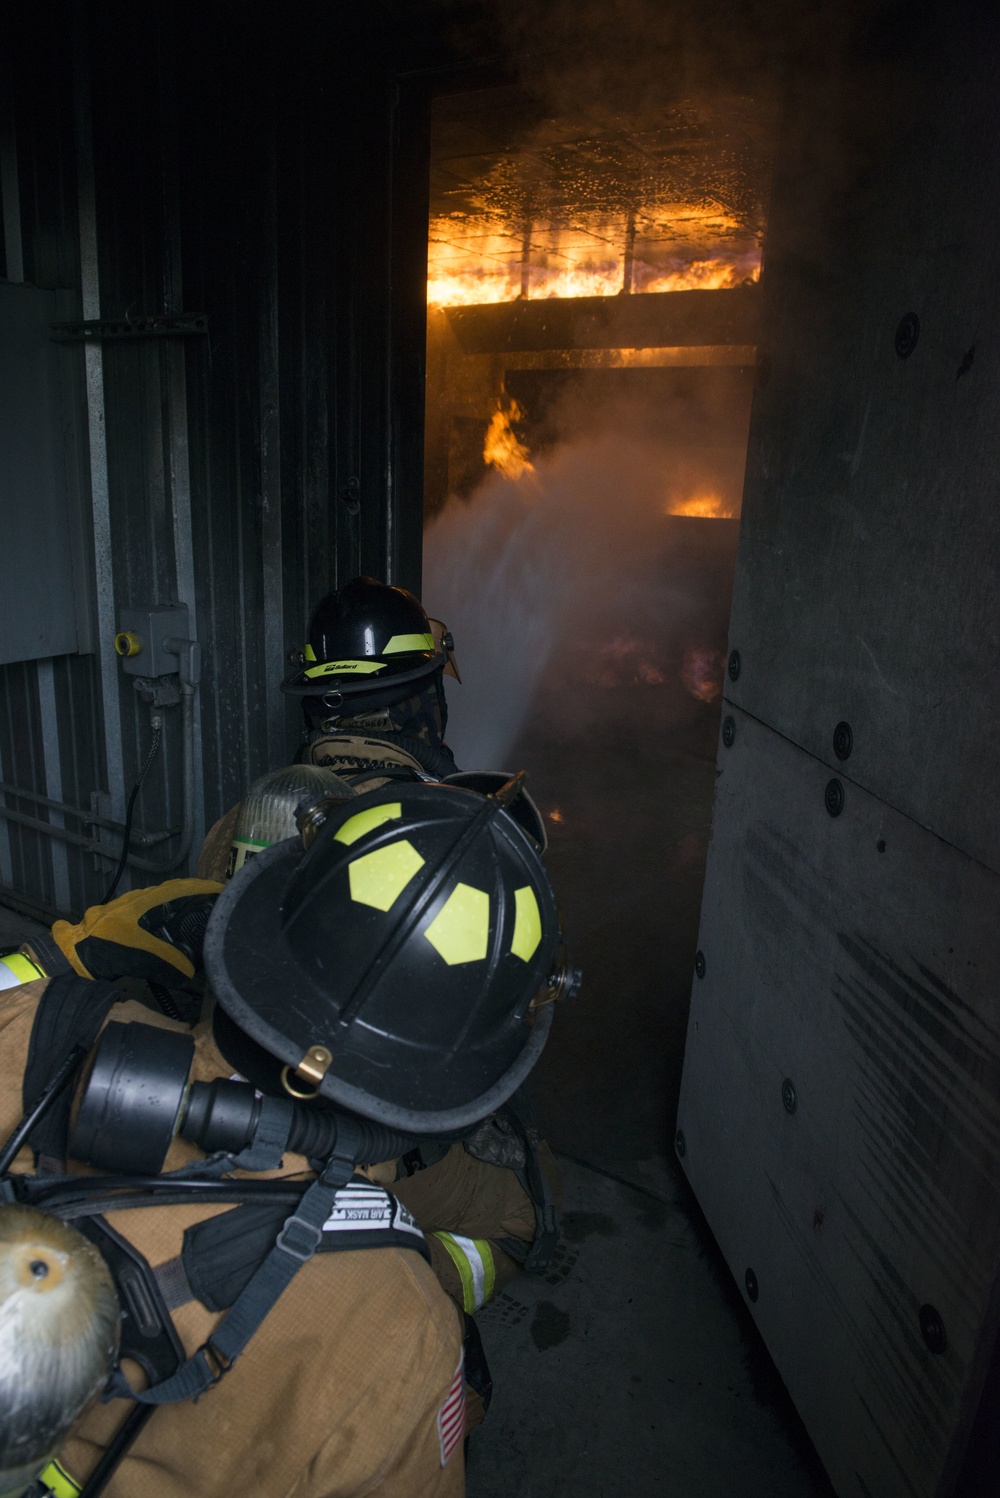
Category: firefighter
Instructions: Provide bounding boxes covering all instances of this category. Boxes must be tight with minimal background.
[284,574,462,779]
[193,765,564,1325]
[195,576,462,879]
[9,762,564,1330]
[0,779,573,1496]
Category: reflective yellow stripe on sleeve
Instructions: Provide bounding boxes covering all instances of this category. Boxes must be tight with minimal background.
[0,951,46,991]
[38,1460,82,1498]
[433,1231,496,1313]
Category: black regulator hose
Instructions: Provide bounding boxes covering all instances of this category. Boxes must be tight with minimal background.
[284,1104,421,1166]
[179,1075,426,1166]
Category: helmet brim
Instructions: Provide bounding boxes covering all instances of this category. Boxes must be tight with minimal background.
[281,653,443,700]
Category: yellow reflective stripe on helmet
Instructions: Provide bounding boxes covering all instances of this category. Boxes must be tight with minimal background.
[304,659,387,678]
[433,1232,496,1313]
[0,951,46,990]
[304,642,317,661]
[335,803,402,846]
[510,886,542,962]
[38,1460,82,1498]
[424,883,490,965]
[383,632,435,654]
[348,840,425,911]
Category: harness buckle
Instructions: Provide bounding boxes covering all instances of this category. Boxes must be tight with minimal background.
[276,1211,323,1261]
[201,1340,233,1383]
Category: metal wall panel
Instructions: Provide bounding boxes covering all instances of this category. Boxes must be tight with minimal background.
[677,707,1000,1498]
[0,1,435,916]
[0,283,88,663]
[725,12,1000,876]
[677,9,1000,1496]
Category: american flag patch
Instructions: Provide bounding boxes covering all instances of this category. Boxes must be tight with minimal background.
[437,1358,465,1465]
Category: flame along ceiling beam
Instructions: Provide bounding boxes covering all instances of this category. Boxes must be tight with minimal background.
[444,285,759,356]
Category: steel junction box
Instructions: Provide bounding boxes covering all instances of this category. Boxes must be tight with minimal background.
[116,605,190,677]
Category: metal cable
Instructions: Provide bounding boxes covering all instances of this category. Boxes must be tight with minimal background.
[102,723,163,901]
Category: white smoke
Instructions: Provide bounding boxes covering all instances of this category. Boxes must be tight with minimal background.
[423,426,722,767]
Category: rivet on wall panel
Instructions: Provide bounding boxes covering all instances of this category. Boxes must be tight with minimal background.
[825,779,845,817]
[728,650,741,681]
[833,721,853,761]
[894,312,920,358]
[722,716,736,748]
[695,951,706,979]
[919,1304,947,1355]
[745,1268,759,1303]
[341,475,361,515]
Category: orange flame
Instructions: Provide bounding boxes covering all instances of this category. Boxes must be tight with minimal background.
[427,258,758,308]
[667,494,735,518]
[642,259,758,294]
[483,401,534,479]
[681,646,724,703]
[427,206,761,307]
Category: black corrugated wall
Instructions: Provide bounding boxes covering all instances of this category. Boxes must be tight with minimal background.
[0,0,434,918]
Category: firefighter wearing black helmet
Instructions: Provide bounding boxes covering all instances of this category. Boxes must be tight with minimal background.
[193,576,460,882]
[282,575,462,782]
[0,781,575,1496]
[183,764,562,1333]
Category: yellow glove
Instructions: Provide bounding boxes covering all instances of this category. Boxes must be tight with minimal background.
[43,879,224,984]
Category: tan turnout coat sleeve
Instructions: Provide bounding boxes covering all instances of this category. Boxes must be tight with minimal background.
[0,980,465,1498]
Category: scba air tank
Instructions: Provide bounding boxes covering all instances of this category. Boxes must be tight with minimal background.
[227,764,352,878]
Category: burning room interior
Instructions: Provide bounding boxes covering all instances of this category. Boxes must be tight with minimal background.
[1,2,999,1496]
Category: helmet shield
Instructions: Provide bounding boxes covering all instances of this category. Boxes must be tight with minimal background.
[282,577,446,702]
[203,782,560,1132]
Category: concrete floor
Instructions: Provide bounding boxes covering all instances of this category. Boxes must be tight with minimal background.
[469,1157,834,1498]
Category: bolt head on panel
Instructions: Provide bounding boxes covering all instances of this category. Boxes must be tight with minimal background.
[833,721,853,761]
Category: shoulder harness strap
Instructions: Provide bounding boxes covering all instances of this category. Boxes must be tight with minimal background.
[159,1180,429,1312]
[22,975,121,1170]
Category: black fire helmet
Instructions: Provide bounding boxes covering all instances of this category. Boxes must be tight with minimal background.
[281,577,455,712]
[202,779,566,1133]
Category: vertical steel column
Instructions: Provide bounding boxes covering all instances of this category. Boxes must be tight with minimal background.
[34,661,71,911]
[0,102,22,890]
[159,12,205,867]
[259,132,287,770]
[73,8,126,826]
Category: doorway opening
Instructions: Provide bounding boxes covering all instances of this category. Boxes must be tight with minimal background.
[415,89,838,1498]
[422,82,772,1183]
